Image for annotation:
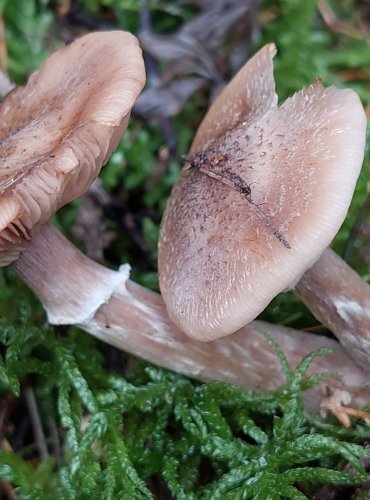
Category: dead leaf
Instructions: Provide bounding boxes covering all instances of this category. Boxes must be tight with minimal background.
[137,1,258,138]
[320,388,370,428]
[134,77,206,120]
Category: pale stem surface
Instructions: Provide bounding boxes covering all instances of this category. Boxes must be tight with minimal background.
[295,248,370,369]
[12,224,370,413]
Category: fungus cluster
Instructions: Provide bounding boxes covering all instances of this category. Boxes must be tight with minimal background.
[1,31,369,413]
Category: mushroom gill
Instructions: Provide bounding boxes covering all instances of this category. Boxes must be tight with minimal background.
[0,31,145,265]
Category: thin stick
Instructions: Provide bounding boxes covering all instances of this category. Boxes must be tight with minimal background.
[185,152,291,248]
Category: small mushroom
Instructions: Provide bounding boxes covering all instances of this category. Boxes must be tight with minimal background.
[158,44,369,353]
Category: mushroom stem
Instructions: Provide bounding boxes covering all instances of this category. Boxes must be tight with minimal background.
[11,223,370,412]
[295,248,370,369]
[12,223,129,324]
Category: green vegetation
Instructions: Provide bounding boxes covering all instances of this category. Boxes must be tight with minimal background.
[0,0,369,497]
[1,301,370,498]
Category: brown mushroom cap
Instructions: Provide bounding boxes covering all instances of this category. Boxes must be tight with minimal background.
[158,44,366,341]
[0,31,145,265]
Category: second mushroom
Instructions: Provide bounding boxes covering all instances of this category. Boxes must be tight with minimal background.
[158,43,369,368]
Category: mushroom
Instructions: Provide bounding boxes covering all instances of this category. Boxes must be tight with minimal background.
[2,35,370,414]
[0,30,145,266]
[158,43,370,367]
[0,27,148,327]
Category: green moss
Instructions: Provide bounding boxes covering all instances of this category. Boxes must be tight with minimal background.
[1,306,370,497]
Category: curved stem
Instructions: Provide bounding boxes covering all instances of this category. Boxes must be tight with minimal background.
[12,223,370,413]
[295,248,370,369]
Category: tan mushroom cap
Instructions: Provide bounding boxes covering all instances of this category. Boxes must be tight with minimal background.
[158,44,367,341]
[0,31,145,265]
